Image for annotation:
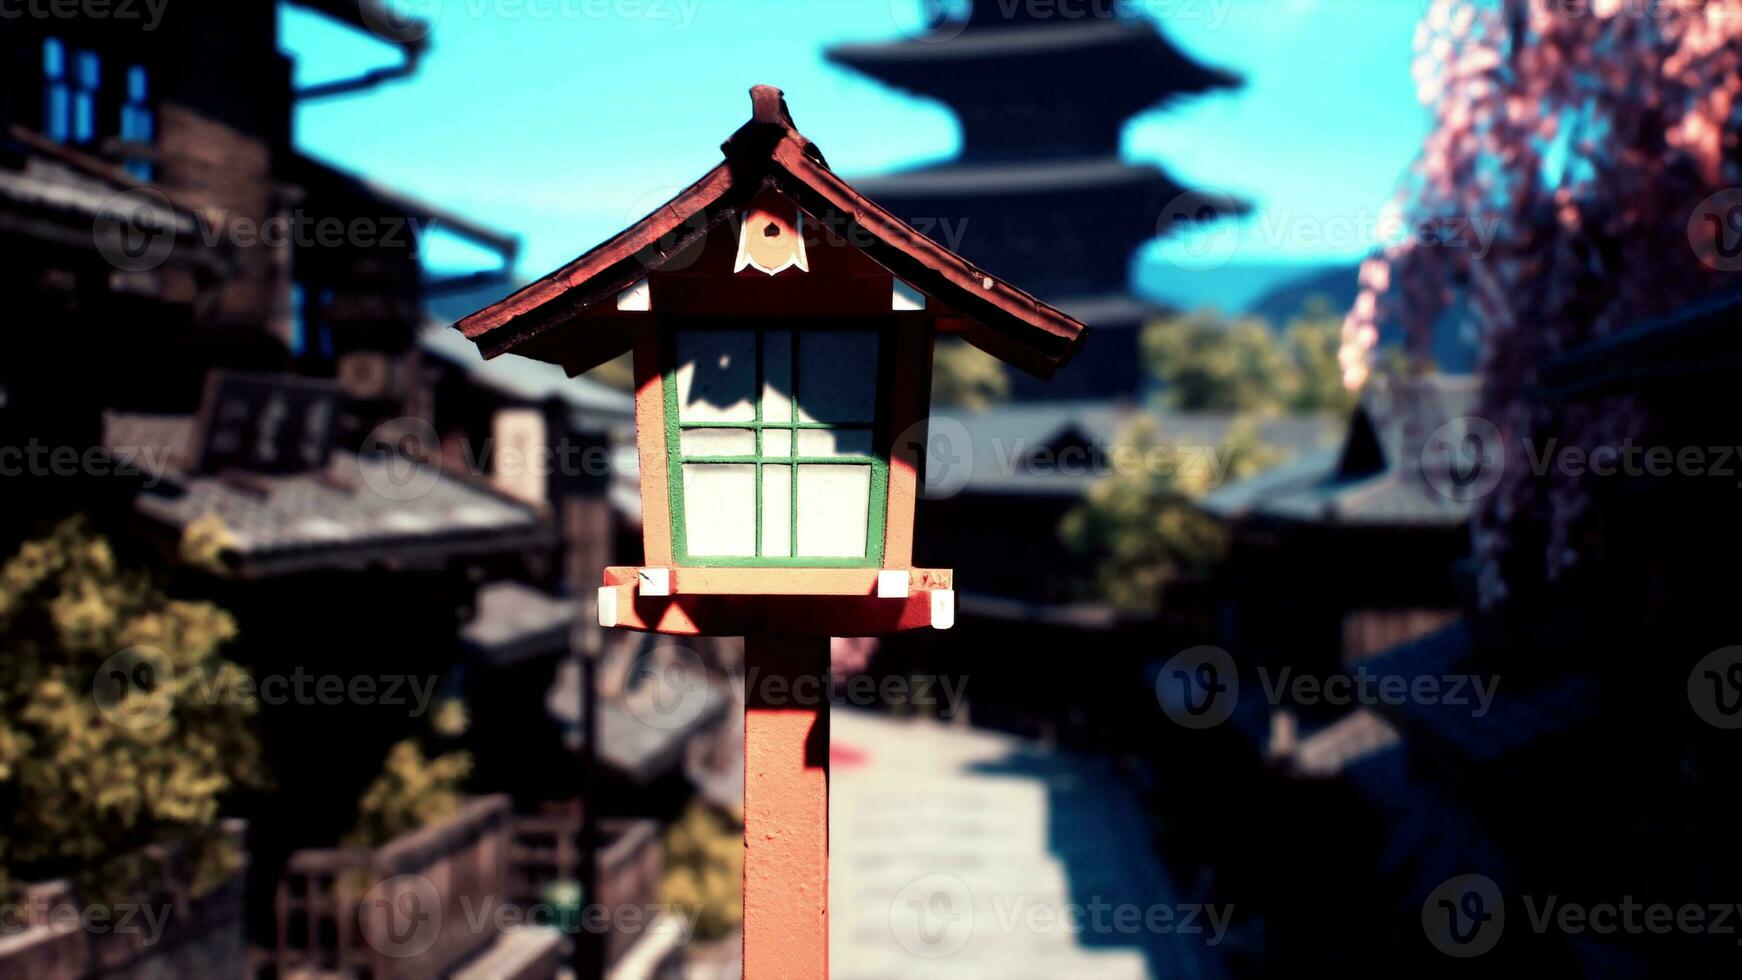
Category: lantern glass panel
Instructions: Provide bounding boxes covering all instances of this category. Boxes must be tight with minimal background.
[675,330,756,423]
[796,429,873,458]
[761,329,793,423]
[665,327,889,566]
[681,463,757,556]
[681,428,757,457]
[762,429,793,457]
[796,464,872,558]
[761,465,792,556]
[796,332,878,423]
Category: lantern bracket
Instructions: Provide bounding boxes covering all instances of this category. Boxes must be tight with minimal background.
[596,566,955,634]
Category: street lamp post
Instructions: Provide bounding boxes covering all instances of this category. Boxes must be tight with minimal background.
[454,86,1086,978]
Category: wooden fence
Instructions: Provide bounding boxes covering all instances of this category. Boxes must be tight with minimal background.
[274,796,512,980]
[507,814,663,968]
[274,798,663,978]
[0,821,248,980]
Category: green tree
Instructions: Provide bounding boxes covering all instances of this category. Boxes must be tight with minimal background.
[1281,299,1360,416]
[588,352,636,393]
[1144,310,1291,413]
[929,338,1010,411]
[1061,416,1280,612]
[659,800,743,942]
[0,518,262,900]
[346,738,473,849]
[1064,301,1360,609]
[1143,301,1357,416]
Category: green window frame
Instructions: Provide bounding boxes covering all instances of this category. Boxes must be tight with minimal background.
[663,325,891,568]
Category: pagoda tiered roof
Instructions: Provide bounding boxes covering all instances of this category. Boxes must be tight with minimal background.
[827,19,1240,157]
[851,157,1178,197]
[828,18,1236,94]
[826,6,1245,397]
[852,158,1241,301]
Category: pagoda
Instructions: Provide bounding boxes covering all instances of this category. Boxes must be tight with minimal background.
[828,3,1243,399]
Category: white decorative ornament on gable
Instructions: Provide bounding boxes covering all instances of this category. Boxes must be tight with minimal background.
[734,205,809,276]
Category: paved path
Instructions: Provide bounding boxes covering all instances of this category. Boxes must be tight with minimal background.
[830,710,1228,980]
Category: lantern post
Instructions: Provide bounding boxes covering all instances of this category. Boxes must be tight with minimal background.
[452,86,1086,978]
[742,634,830,978]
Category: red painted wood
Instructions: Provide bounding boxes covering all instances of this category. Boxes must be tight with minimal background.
[454,86,1089,378]
[597,587,948,636]
[744,634,830,980]
[603,566,952,596]
[881,319,933,569]
[630,324,673,566]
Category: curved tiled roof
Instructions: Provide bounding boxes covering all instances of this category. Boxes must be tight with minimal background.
[453,86,1090,380]
[104,413,548,578]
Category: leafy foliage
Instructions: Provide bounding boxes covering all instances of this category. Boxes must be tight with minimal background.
[1144,311,1291,413]
[588,352,636,393]
[1063,302,1350,611]
[1061,416,1281,612]
[659,800,743,942]
[929,337,1010,410]
[346,738,473,850]
[1282,304,1360,416]
[0,518,261,901]
[177,513,236,577]
[1144,302,1358,416]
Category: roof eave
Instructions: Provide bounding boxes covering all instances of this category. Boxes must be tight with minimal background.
[453,86,1088,380]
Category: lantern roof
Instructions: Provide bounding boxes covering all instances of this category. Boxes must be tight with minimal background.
[453,85,1090,379]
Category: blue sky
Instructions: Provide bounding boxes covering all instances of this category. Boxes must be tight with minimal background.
[282,0,1431,289]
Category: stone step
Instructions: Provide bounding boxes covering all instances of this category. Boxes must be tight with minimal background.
[833,944,1152,980]
[451,925,566,980]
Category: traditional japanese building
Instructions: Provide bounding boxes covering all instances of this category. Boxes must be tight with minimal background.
[0,6,697,978]
[828,4,1243,399]
[1175,344,1742,973]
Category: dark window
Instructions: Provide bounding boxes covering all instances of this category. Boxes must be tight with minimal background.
[120,65,154,179]
[289,283,308,357]
[291,284,338,364]
[43,38,69,143]
[72,50,99,144]
[40,38,154,174]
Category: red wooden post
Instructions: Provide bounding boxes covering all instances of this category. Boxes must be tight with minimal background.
[743,634,830,980]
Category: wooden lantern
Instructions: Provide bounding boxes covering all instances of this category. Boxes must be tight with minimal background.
[454,85,1086,978]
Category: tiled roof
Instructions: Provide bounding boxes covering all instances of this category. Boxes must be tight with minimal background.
[454,86,1090,380]
[461,582,576,664]
[1240,471,1474,527]
[420,322,632,430]
[851,157,1179,197]
[1199,375,1481,528]
[545,658,730,785]
[0,144,224,273]
[0,165,169,224]
[105,413,549,578]
[1195,448,1339,520]
[948,401,1340,497]
[827,17,1241,95]
[1360,623,1599,765]
[1540,286,1742,399]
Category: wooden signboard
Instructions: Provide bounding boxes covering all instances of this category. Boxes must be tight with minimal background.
[190,370,345,475]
